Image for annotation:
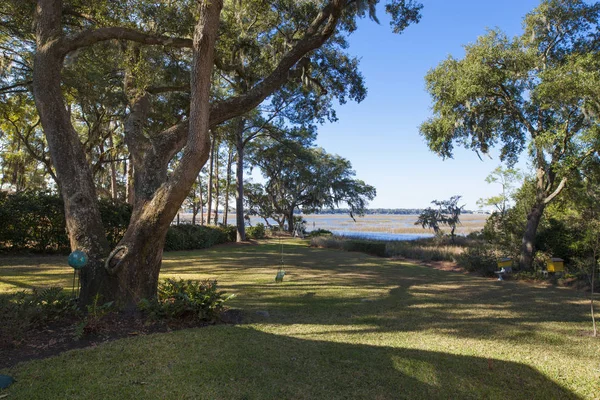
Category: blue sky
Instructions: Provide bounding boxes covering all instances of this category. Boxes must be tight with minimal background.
[314,0,543,210]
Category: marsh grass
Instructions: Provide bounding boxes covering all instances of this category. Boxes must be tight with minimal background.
[1,239,599,399]
[311,235,466,262]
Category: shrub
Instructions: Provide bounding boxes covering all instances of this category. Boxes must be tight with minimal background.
[0,191,132,253]
[310,236,386,257]
[0,287,77,345]
[246,223,266,239]
[310,236,345,250]
[307,229,333,238]
[385,239,462,262]
[164,224,233,251]
[456,246,498,276]
[342,240,387,257]
[139,278,234,322]
[220,224,237,242]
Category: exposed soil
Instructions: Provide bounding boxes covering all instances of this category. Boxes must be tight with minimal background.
[0,309,243,370]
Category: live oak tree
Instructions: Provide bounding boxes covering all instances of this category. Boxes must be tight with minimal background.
[420,0,600,269]
[215,0,368,242]
[248,138,376,232]
[1,0,422,308]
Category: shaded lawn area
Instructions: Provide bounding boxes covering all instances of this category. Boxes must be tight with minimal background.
[1,239,599,399]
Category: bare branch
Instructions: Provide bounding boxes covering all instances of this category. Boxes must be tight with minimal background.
[0,80,33,94]
[544,177,567,204]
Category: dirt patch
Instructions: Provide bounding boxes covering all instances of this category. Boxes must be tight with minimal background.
[0,309,243,370]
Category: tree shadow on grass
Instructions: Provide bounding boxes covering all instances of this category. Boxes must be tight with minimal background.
[4,325,581,399]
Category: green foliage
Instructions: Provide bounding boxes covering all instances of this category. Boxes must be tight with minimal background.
[164,224,233,251]
[139,279,234,322]
[246,223,266,240]
[456,246,498,276]
[74,295,115,340]
[219,224,237,243]
[0,191,132,253]
[248,140,376,232]
[307,229,333,238]
[0,287,77,345]
[310,236,386,257]
[343,240,387,257]
[0,191,68,252]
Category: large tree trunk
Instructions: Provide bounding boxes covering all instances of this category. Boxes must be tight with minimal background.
[33,0,223,308]
[33,0,114,307]
[519,201,545,270]
[235,120,246,241]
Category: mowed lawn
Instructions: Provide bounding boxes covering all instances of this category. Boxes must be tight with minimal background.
[1,239,599,399]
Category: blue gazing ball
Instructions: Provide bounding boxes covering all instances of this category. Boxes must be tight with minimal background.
[68,250,88,270]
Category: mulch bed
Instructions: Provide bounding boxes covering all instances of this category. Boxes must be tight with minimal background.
[1,309,243,370]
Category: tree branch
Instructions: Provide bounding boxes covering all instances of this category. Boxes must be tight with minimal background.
[58,27,193,55]
[0,80,33,94]
[208,0,344,126]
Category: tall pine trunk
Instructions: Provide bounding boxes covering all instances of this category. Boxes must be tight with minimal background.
[224,145,233,226]
[235,120,246,241]
[206,137,215,225]
[213,143,220,225]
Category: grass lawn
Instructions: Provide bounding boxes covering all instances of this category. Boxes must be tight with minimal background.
[1,239,599,399]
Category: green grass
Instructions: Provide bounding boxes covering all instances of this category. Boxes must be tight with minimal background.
[1,239,599,399]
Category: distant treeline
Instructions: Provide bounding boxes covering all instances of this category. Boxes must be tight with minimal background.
[310,208,484,215]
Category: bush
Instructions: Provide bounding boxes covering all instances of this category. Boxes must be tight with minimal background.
[343,240,387,257]
[456,246,498,276]
[0,191,132,253]
[310,236,387,257]
[246,223,266,239]
[139,278,234,322]
[307,229,333,238]
[385,239,462,262]
[0,287,77,345]
[219,224,237,242]
[164,224,233,251]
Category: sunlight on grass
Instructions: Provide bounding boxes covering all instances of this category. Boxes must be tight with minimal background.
[1,239,599,399]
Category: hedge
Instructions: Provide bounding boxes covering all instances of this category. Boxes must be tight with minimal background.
[0,192,234,253]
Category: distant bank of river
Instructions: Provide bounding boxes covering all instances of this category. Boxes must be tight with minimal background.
[176,213,488,241]
[257,213,487,240]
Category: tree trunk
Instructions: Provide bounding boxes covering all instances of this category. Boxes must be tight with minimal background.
[287,209,295,233]
[235,121,246,241]
[224,144,233,226]
[207,136,215,225]
[519,201,545,270]
[213,143,220,225]
[200,182,204,225]
[33,0,114,307]
[33,0,223,309]
[109,134,118,200]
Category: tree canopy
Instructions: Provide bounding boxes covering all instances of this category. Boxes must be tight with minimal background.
[0,0,422,307]
[420,0,600,268]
